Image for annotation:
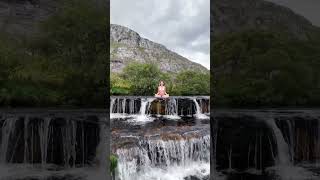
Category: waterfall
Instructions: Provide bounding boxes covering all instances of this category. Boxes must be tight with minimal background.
[111,97,149,119]
[265,118,291,165]
[192,98,208,119]
[110,98,115,113]
[135,98,154,122]
[24,116,29,163]
[39,117,51,166]
[0,112,107,180]
[212,119,218,175]
[111,97,210,179]
[139,98,149,115]
[122,98,126,115]
[116,135,210,180]
[110,96,209,120]
[92,116,109,180]
[0,114,102,167]
[228,145,233,171]
[61,119,77,167]
[285,119,295,163]
[0,117,17,163]
[164,98,178,116]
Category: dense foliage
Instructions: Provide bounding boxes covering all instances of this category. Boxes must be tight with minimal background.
[213,30,320,106]
[0,0,107,107]
[111,63,210,96]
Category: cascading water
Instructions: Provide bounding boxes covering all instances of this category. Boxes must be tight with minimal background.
[111,96,210,180]
[264,117,291,165]
[135,98,155,122]
[0,111,108,180]
[285,119,295,163]
[116,135,210,180]
[39,117,51,166]
[110,96,209,120]
[110,98,116,113]
[192,98,208,119]
[213,110,320,180]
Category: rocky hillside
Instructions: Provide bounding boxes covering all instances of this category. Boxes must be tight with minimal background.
[212,0,320,106]
[212,0,319,40]
[110,24,208,73]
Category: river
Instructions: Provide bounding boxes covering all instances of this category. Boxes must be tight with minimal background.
[0,109,108,180]
[212,109,320,180]
[110,96,210,180]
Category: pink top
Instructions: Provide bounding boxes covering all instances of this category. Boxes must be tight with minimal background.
[158,86,165,96]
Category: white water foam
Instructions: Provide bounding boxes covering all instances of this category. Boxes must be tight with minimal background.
[116,135,210,180]
[192,99,209,119]
[264,118,291,165]
[123,162,210,180]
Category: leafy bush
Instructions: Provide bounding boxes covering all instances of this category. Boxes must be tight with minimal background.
[110,154,118,177]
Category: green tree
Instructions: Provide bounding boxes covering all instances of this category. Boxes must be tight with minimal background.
[122,63,162,95]
[174,71,210,95]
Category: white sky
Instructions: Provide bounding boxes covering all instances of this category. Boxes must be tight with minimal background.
[111,0,210,69]
[267,0,320,26]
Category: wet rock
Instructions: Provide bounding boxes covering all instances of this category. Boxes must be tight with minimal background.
[184,175,209,180]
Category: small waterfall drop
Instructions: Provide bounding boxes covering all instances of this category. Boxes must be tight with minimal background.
[39,117,51,166]
[135,98,154,122]
[0,117,17,163]
[265,117,291,165]
[110,98,116,113]
[285,119,295,163]
[192,98,208,119]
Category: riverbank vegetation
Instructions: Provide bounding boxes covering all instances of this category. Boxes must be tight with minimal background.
[0,0,107,107]
[213,30,320,106]
[111,63,210,96]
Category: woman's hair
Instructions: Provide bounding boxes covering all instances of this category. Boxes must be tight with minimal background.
[159,80,165,86]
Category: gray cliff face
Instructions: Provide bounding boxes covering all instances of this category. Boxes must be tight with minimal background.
[212,0,318,40]
[0,0,59,36]
[110,24,208,73]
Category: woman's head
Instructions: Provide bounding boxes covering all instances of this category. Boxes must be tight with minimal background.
[159,80,165,86]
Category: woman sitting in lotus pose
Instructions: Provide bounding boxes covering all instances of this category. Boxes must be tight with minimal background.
[155,80,169,98]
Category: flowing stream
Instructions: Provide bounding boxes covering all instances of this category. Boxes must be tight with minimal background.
[212,109,320,180]
[111,96,210,180]
[0,110,108,180]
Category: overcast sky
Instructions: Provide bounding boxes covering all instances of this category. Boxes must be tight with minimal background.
[267,0,320,26]
[111,0,210,69]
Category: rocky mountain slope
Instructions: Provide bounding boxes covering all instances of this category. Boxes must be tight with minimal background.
[212,0,320,106]
[212,0,319,40]
[110,24,208,73]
